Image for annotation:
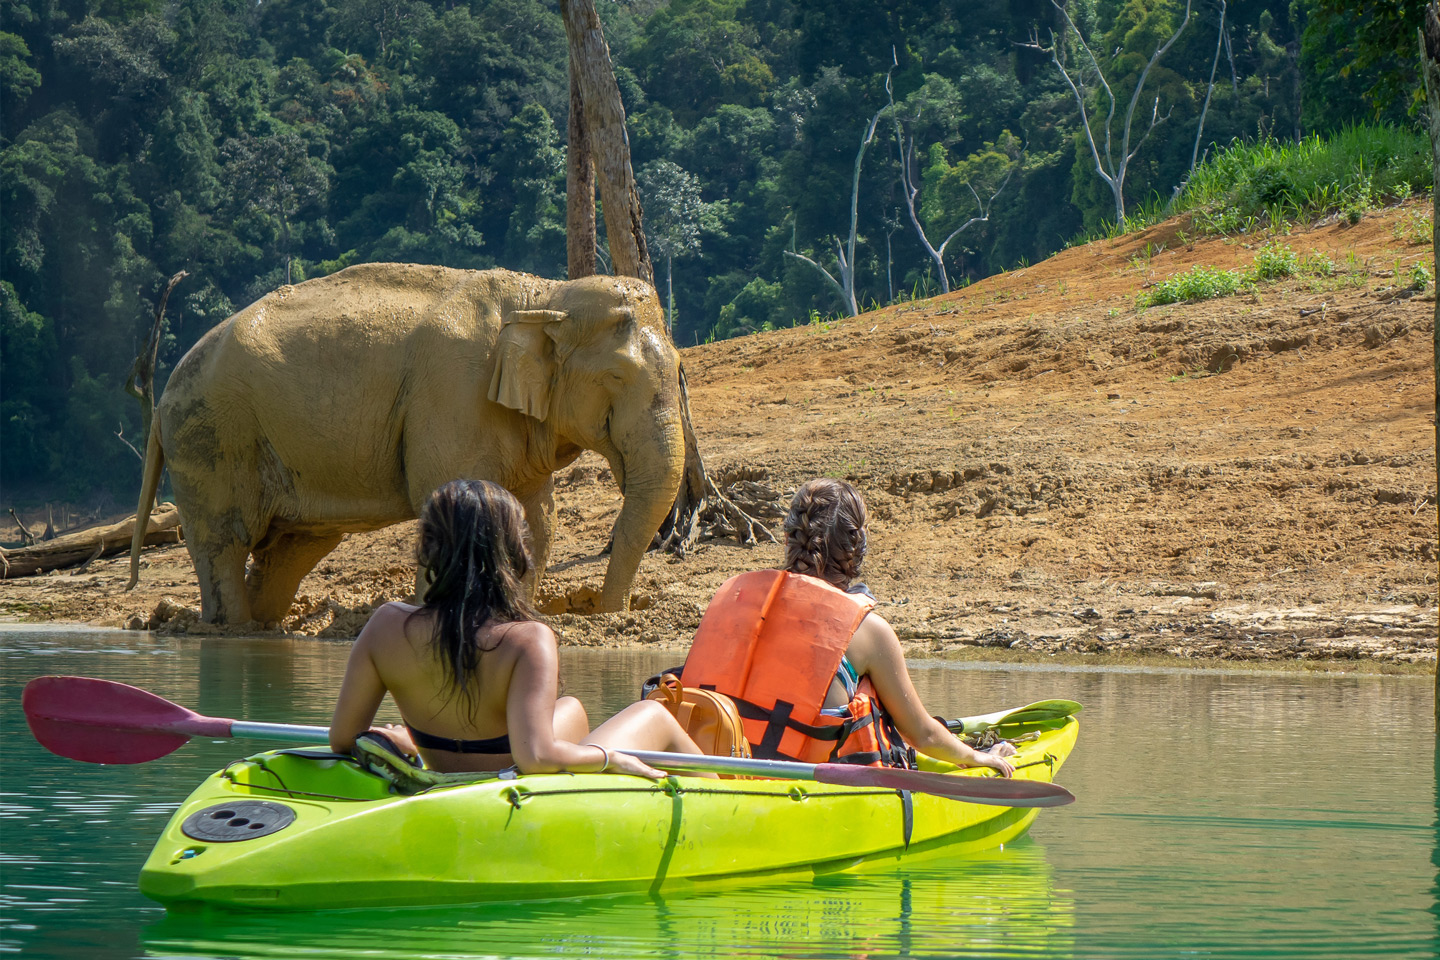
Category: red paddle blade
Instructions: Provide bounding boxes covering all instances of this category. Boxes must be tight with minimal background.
[814,763,1076,808]
[22,676,224,764]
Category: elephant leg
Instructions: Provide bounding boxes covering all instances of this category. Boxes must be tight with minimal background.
[246,530,344,624]
[189,538,252,624]
[519,480,556,592]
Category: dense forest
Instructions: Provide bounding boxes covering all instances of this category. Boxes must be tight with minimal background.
[0,0,1428,503]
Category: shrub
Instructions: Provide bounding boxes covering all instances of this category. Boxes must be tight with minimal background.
[1408,262,1431,292]
[1249,242,1299,281]
[1137,266,1245,307]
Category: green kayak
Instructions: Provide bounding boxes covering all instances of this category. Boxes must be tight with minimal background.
[138,715,1078,909]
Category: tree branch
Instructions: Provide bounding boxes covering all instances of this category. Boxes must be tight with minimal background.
[889,65,1018,294]
[1047,0,1191,222]
[784,248,850,312]
[115,421,144,461]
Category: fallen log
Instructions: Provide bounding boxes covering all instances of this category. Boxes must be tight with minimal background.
[0,504,182,578]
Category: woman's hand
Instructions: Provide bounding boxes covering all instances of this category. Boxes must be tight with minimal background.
[974,751,1015,778]
[990,740,1018,758]
[603,750,668,780]
[370,724,419,759]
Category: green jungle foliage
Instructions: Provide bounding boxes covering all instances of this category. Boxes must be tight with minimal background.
[0,0,1430,501]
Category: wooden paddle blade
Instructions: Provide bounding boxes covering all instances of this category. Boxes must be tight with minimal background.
[21,676,230,764]
[813,763,1075,808]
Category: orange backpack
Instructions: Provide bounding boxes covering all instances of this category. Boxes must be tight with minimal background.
[646,673,752,768]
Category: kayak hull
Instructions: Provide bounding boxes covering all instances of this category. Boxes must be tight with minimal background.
[139,717,1077,909]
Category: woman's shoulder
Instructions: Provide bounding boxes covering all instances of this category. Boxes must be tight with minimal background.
[849,610,902,670]
[852,613,898,641]
[355,601,422,648]
[482,618,556,653]
[375,600,422,619]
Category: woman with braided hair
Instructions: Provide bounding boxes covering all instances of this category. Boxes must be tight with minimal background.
[682,478,1016,775]
[330,478,710,779]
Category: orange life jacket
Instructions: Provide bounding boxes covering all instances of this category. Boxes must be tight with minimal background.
[681,570,915,768]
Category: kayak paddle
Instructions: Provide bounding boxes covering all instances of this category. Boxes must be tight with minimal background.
[22,675,335,764]
[947,699,1083,735]
[620,750,1074,807]
[22,676,1075,808]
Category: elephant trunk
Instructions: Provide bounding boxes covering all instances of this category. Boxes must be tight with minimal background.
[600,413,685,612]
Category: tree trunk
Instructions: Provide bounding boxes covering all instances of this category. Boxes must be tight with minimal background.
[559,0,652,285]
[125,270,187,509]
[566,67,597,280]
[558,0,771,559]
[1,504,182,578]
[1419,7,1440,728]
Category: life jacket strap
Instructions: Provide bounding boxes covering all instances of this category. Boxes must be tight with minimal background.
[731,695,856,742]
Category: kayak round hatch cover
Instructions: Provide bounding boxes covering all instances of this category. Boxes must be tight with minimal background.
[182,801,296,842]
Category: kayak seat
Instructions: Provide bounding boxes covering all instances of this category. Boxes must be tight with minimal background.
[352,732,516,795]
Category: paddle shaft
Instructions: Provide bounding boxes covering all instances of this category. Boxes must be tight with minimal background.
[228,720,332,744]
[221,728,1048,803]
[196,719,1070,805]
[625,750,823,780]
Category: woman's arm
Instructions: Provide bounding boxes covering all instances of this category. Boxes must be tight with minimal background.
[504,622,659,776]
[329,607,395,754]
[848,614,1015,777]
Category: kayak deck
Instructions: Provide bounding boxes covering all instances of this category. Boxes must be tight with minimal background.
[139,716,1078,909]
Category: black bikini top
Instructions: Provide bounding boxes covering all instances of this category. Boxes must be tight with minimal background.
[405,723,512,755]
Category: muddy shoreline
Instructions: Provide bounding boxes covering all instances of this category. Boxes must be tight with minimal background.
[3,205,1436,675]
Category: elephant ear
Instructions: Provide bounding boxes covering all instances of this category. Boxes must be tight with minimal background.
[488,309,576,420]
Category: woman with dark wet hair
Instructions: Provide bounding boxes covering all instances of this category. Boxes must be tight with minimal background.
[683,478,1016,775]
[330,478,705,778]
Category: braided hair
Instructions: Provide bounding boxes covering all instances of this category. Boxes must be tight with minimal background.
[411,479,539,715]
[782,478,868,589]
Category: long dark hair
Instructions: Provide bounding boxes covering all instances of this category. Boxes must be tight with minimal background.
[783,478,868,589]
[412,479,539,713]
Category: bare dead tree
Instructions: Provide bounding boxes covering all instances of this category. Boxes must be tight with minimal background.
[124,271,187,507]
[559,0,652,285]
[1418,1,1440,726]
[8,509,37,546]
[1028,0,1193,225]
[783,101,888,316]
[888,68,1017,294]
[1223,18,1238,92]
[1174,0,1227,204]
[565,52,597,278]
[883,207,903,303]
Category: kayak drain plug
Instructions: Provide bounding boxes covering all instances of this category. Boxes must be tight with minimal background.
[182,800,297,842]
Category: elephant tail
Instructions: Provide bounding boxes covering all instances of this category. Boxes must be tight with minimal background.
[127,420,167,591]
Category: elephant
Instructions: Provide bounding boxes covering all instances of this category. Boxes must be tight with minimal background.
[127,264,685,624]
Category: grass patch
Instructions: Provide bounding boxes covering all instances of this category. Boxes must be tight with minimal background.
[1137,242,1349,308]
[1393,209,1433,244]
[1178,123,1428,232]
[1138,265,1246,307]
[1070,123,1429,247]
[1248,241,1299,281]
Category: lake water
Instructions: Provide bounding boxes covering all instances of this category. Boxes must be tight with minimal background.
[1,626,1434,959]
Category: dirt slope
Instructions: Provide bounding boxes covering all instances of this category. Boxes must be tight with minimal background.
[4,204,1436,669]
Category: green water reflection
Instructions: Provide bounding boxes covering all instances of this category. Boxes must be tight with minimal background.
[1,626,1435,960]
[144,843,1071,960]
